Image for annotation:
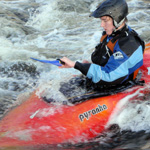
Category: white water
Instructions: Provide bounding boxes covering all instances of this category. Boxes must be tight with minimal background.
[107,85,150,133]
[0,0,150,144]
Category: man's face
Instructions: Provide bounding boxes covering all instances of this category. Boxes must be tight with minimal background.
[100,16,115,35]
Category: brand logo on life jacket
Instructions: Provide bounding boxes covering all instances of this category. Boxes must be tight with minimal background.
[113,52,124,59]
[79,104,107,122]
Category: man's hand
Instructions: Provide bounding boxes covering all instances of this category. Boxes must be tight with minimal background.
[59,57,75,68]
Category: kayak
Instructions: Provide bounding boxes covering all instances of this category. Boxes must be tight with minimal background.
[0,43,150,148]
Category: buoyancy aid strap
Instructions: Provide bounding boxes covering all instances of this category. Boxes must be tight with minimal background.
[100,33,119,53]
[106,40,118,53]
[107,32,129,53]
[100,34,107,43]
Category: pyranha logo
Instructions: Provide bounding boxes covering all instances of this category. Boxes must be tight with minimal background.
[79,104,108,122]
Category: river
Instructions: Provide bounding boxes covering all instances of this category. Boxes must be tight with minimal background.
[0,0,150,149]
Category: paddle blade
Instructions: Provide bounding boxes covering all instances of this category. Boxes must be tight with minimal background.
[30,57,62,66]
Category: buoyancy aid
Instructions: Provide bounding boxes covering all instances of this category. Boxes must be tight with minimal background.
[91,27,145,80]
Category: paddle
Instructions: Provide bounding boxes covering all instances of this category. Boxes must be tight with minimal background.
[30,57,65,66]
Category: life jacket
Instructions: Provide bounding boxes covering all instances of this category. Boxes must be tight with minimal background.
[100,33,118,53]
[92,29,145,80]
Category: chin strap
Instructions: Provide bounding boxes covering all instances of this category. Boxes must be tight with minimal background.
[113,18,126,29]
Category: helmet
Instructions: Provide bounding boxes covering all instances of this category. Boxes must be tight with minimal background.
[90,0,128,28]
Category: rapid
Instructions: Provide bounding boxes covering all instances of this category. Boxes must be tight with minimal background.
[0,0,150,149]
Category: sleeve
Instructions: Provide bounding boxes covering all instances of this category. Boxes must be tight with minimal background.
[74,61,91,76]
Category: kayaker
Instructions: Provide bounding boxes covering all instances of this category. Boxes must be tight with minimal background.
[59,0,145,88]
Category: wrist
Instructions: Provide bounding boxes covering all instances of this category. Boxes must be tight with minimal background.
[74,61,91,75]
[71,61,75,68]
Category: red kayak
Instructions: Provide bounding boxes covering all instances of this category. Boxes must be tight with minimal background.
[0,43,150,148]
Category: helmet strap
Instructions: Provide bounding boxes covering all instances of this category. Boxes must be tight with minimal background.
[113,18,126,29]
